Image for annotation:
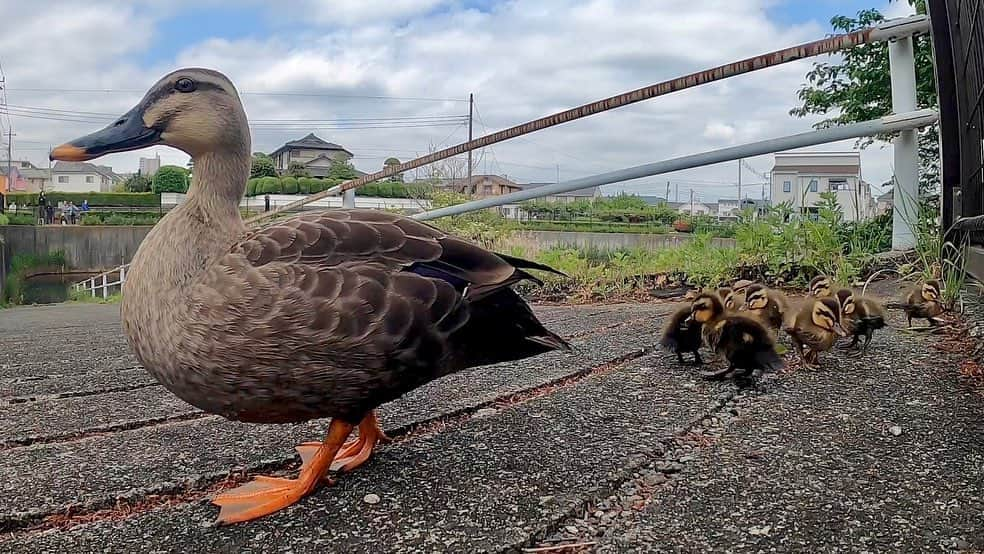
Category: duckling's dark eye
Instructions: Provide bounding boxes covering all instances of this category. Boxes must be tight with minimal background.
[175,78,196,93]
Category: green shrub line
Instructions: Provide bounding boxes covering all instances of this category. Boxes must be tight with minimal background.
[2,192,160,207]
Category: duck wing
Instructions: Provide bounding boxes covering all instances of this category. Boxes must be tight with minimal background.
[184,209,567,382]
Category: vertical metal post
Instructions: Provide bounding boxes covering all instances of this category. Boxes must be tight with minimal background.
[101,274,107,299]
[342,187,355,209]
[889,35,919,250]
[737,158,742,212]
[119,265,126,290]
[467,93,474,192]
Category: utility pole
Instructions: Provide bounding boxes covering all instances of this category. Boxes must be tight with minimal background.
[4,128,12,213]
[737,158,742,210]
[556,164,560,183]
[690,188,694,217]
[675,183,679,202]
[665,180,670,202]
[467,93,474,194]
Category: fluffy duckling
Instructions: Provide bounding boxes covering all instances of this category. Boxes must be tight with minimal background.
[722,288,746,313]
[784,297,848,369]
[887,279,944,327]
[741,283,788,333]
[686,291,727,349]
[701,314,784,382]
[808,275,833,298]
[834,288,886,356]
[660,304,703,365]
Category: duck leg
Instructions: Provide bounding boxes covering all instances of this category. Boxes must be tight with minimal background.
[329,411,392,472]
[212,418,354,525]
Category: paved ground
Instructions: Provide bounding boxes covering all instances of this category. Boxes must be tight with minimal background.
[0,289,982,553]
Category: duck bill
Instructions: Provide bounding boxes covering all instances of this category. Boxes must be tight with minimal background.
[50,105,161,162]
[833,323,848,337]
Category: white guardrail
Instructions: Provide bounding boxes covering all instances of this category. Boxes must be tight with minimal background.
[74,263,129,299]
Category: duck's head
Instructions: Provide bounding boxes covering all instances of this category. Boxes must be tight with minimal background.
[809,275,832,298]
[686,291,724,324]
[834,288,855,315]
[742,284,769,311]
[921,280,942,302]
[51,68,248,162]
[812,297,846,337]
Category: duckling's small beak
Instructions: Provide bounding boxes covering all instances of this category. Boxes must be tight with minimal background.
[50,105,161,162]
[833,322,847,337]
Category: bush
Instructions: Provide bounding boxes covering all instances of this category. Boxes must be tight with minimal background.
[3,192,160,207]
[6,213,36,225]
[281,176,299,194]
[123,174,151,193]
[250,154,277,178]
[246,178,260,197]
[80,211,161,225]
[151,166,189,193]
[259,176,282,194]
[3,251,67,305]
[287,161,310,178]
[298,177,313,194]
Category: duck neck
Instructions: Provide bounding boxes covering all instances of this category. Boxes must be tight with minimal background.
[183,149,249,229]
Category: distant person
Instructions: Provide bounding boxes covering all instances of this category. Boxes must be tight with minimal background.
[264,194,270,212]
[45,203,54,225]
[69,202,80,224]
[81,199,90,212]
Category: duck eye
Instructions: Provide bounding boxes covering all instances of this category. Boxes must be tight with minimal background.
[175,78,196,93]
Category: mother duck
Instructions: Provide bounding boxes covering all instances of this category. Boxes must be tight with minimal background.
[50,68,569,524]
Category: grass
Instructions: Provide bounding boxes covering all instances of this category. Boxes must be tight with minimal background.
[68,289,123,304]
[516,220,671,234]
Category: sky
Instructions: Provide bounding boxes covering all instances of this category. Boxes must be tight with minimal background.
[0,0,919,202]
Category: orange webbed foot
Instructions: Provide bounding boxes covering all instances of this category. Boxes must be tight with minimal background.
[331,410,390,473]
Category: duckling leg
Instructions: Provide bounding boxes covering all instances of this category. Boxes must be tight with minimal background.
[692,350,704,366]
[328,410,392,472]
[212,418,354,525]
[838,335,860,350]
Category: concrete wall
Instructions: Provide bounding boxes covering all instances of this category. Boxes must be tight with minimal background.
[0,225,151,273]
[508,230,735,251]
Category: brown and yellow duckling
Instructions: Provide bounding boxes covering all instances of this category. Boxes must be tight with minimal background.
[686,291,783,382]
[721,287,746,313]
[784,297,848,369]
[833,288,886,356]
[808,275,833,298]
[741,283,788,333]
[887,279,945,328]
[660,303,704,365]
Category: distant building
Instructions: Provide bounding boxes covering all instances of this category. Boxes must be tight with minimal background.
[876,189,893,215]
[139,155,161,176]
[268,133,354,177]
[716,198,769,219]
[770,151,876,221]
[665,201,716,217]
[1,161,50,193]
[440,174,601,203]
[51,161,122,193]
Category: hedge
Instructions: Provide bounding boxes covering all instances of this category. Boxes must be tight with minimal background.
[281,176,299,194]
[2,192,160,207]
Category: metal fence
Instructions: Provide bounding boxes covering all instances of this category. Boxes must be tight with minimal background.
[74,264,128,299]
[932,0,984,244]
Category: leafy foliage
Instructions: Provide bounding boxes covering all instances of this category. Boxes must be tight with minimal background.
[281,176,299,194]
[327,160,360,181]
[258,176,282,194]
[520,194,679,226]
[2,251,67,305]
[80,212,162,225]
[250,154,277,179]
[287,162,310,178]
[151,166,190,194]
[123,174,152,193]
[2,192,160,207]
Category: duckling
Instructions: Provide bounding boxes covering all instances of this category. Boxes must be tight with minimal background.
[685,291,726,351]
[741,283,788,333]
[886,279,944,327]
[834,288,886,356]
[700,314,784,382]
[716,286,732,303]
[784,297,848,369]
[808,275,833,298]
[660,304,703,365]
[722,288,745,313]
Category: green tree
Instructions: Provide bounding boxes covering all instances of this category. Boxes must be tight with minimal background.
[384,157,403,182]
[287,162,310,178]
[327,159,360,181]
[152,166,189,194]
[123,174,151,193]
[790,0,938,201]
[250,154,277,179]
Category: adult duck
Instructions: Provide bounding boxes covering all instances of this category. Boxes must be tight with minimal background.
[50,68,569,524]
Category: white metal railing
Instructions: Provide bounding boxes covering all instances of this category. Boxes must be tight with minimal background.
[73,263,129,299]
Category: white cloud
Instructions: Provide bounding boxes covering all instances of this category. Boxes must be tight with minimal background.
[2,0,909,200]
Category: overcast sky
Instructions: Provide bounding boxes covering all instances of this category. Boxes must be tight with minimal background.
[1,0,917,202]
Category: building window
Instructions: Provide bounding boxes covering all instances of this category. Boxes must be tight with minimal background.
[829,179,848,191]
[85,176,95,184]
[57,176,68,184]
[808,179,818,192]
[782,181,791,193]
[483,185,493,195]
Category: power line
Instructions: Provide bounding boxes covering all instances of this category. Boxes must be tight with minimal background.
[4,87,468,103]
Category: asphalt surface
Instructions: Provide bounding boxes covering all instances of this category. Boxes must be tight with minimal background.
[0,289,982,553]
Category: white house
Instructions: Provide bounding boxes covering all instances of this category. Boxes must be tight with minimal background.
[770,151,876,221]
[50,162,122,193]
[666,201,715,217]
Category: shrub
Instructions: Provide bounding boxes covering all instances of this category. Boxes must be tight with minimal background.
[281,176,299,194]
[7,213,36,225]
[250,154,277,178]
[123,174,152,193]
[246,178,260,197]
[2,251,68,305]
[2,192,159,207]
[287,162,310,178]
[259,176,282,194]
[0,213,8,225]
[80,211,161,225]
[151,166,189,194]
[298,177,313,194]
